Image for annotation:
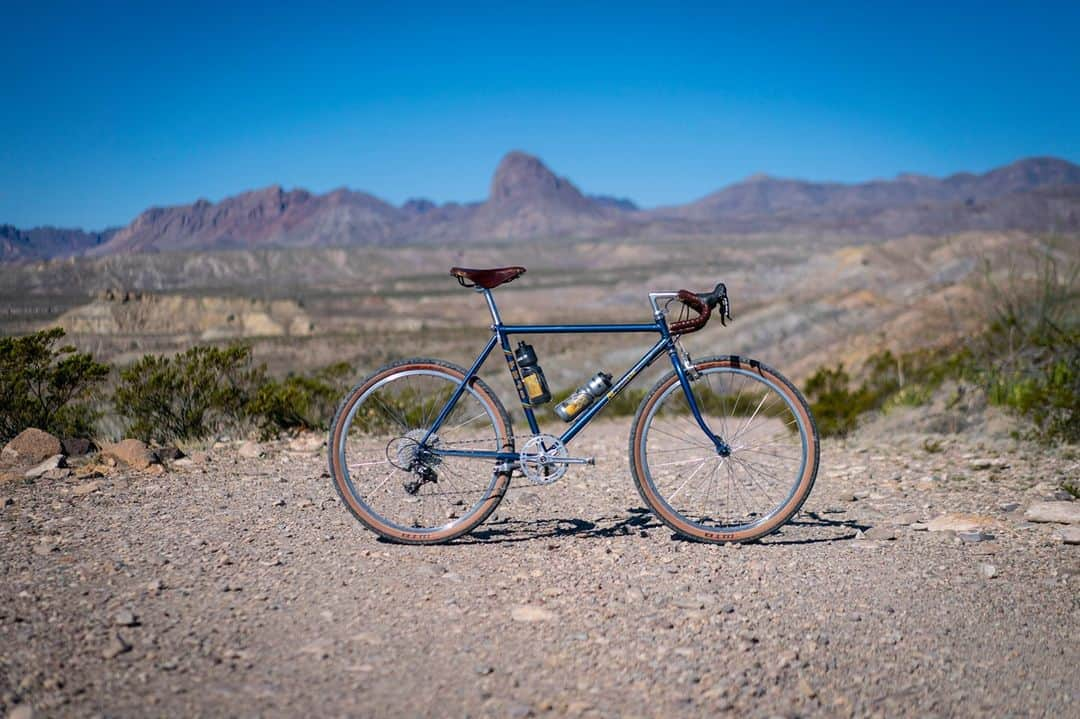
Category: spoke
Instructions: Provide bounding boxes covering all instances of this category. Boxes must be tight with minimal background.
[730,391,771,442]
[651,454,719,468]
[666,455,714,501]
[649,425,713,451]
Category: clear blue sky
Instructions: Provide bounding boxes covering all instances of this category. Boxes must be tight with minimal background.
[4,1,1079,229]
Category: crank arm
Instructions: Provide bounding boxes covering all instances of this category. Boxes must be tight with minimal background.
[558,456,595,465]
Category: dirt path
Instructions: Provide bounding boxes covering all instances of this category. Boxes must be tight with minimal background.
[2,420,1078,718]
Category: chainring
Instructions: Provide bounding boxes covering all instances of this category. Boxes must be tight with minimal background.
[519,434,569,485]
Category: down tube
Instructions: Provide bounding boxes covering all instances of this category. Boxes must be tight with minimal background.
[559,338,671,444]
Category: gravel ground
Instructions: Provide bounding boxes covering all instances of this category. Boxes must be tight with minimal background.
[1,420,1078,718]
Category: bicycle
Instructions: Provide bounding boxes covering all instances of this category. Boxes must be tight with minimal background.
[328,266,819,544]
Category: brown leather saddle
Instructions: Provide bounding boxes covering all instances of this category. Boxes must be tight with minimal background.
[450,266,527,289]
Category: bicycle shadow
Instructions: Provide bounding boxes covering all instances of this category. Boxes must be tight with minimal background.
[442,508,867,546]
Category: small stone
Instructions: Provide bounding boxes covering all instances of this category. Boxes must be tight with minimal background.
[863,526,897,541]
[273,498,286,507]
[926,513,995,532]
[113,609,138,626]
[475,664,494,675]
[101,439,157,470]
[999,502,1020,513]
[1024,502,1080,524]
[510,605,556,622]
[7,705,35,719]
[889,512,921,526]
[910,523,929,531]
[237,441,265,459]
[798,677,817,698]
[71,480,104,497]
[957,530,993,543]
[24,454,66,480]
[2,428,62,465]
[978,563,998,579]
[720,603,736,614]
[61,438,95,456]
[288,434,324,453]
[1058,526,1080,545]
[155,446,185,461]
[102,633,132,659]
[969,458,1008,471]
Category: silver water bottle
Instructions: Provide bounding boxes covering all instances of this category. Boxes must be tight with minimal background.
[554,372,613,421]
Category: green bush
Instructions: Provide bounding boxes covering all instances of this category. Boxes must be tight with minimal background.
[803,241,1079,443]
[248,362,353,437]
[113,344,263,444]
[0,327,109,441]
[976,244,1079,443]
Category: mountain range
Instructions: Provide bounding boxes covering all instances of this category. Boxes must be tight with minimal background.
[3,152,1079,262]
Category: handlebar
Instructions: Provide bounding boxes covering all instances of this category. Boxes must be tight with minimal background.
[669,282,732,335]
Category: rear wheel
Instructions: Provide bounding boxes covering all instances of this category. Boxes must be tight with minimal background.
[629,356,818,543]
[328,358,514,544]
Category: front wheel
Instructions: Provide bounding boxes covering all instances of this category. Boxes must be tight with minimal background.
[629,356,819,543]
[328,358,514,544]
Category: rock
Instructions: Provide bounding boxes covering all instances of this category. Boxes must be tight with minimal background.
[1024,502,1080,524]
[978,563,998,579]
[910,523,929,531]
[42,467,72,480]
[155,446,185,461]
[288,434,324,453]
[172,457,194,468]
[926,513,996,532]
[510,605,556,622]
[957,531,994,543]
[1058,526,1080,545]
[237,441,265,459]
[889,512,922,526]
[24,454,66,480]
[113,609,138,626]
[101,439,157,470]
[61,438,95,456]
[2,428,62,465]
[7,705,35,719]
[102,633,132,659]
[71,480,104,497]
[969,458,1009,471]
[999,502,1020,513]
[863,526,897,541]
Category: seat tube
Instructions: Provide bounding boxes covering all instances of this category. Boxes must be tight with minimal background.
[481,289,502,326]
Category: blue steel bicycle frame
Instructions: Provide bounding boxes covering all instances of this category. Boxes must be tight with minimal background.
[422,288,729,462]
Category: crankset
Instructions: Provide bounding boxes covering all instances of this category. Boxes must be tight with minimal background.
[518,434,594,485]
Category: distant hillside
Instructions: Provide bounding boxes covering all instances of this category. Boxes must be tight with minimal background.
[4,154,1079,262]
[0,225,117,263]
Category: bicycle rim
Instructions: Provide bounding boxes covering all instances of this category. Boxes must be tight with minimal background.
[632,359,817,542]
[331,363,511,542]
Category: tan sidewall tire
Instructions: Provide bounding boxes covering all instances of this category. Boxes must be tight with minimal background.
[629,356,819,543]
[328,359,514,544]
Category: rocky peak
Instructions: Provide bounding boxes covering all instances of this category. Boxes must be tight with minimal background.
[489,151,581,204]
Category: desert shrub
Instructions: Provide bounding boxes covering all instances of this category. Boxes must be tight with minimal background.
[248,362,352,437]
[0,327,109,441]
[802,364,872,438]
[802,240,1079,443]
[113,344,263,443]
[975,244,1079,443]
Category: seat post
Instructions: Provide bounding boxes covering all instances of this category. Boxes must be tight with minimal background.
[480,288,503,326]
